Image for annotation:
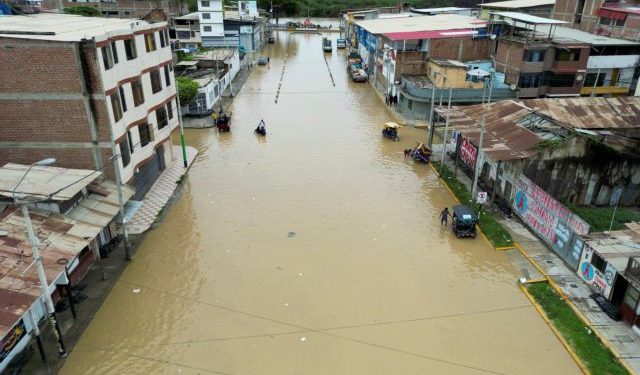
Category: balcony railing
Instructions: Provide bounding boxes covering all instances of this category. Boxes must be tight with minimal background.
[401,79,516,103]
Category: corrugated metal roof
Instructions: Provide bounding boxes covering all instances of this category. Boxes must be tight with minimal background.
[584,226,640,271]
[0,179,132,338]
[522,97,640,129]
[0,164,99,201]
[491,11,568,24]
[481,0,555,9]
[384,29,478,40]
[355,14,487,34]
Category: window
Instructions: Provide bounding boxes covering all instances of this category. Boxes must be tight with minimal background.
[523,50,546,62]
[599,16,626,27]
[150,69,162,94]
[167,101,174,120]
[119,86,127,112]
[101,45,115,70]
[124,38,137,60]
[131,79,144,107]
[201,0,209,6]
[164,65,171,86]
[623,286,639,308]
[177,31,191,39]
[203,26,212,32]
[127,130,135,154]
[159,29,166,48]
[110,92,123,122]
[202,12,211,19]
[591,252,607,273]
[119,139,131,167]
[518,73,543,88]
[156,107,168,130]
[139,123,152,147]
[548,73,576,87]
[111,42,119,64]
[584,72,607,87]
[145,33,156,52]
[555,49,581,62]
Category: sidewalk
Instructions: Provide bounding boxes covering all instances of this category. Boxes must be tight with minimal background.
[436,152,640,374]
[127,145,198,234]
[368,79,428,129]
[184,57,253,129]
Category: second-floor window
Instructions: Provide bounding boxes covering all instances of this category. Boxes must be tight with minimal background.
[156,107,168,130]
[101,45,115,70]
[167,100,174,120]
[523,50,546,62]
[119,139,131,167]
[132,79,145,106]
[139,123,152,147]
[202,12,211,19]
[159,29,166,48]
[145,33,156,52]
[150,70,162,94]
[203,26,212,32]
[164,65,171,87]
[119,86,127,113]
[124,38,137,60]
[110,92,123,122]
[555,49,581,62]
[518,73,543,88]
[548,73,576,87]
[127,130,135,154]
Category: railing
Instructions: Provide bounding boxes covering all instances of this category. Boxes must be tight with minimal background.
[401,80,516,103]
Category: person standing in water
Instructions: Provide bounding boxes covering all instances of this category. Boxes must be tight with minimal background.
[440,207,450,226]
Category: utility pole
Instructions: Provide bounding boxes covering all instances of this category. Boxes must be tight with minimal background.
[174,87,189,168]
[471,71,493,198]
[590,68,601,98]
[440,86,453,174]
[427,71,439,147]
[109,147,132,261]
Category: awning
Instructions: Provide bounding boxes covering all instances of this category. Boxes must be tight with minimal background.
[384,29,478,41]
[597,8,627,20]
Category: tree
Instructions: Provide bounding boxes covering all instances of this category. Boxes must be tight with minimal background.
[63,6,102,17]
[177,77,200,105]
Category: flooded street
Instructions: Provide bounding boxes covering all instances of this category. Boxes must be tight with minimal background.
[61,32,579,374]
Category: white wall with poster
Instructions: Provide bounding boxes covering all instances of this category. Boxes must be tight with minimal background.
[238,1,258,17]
[578,244,618,299]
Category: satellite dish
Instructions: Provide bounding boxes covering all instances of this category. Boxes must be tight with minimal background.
[490,34,496,40]
[576,75,583,81]
[510,84,517,90]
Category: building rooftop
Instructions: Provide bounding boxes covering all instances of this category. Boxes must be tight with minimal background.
[194,48,237,60]
[0,13,160,42]
[410,7,471,13]
[537,25,639,45]
[0,163,99,201]
[481,0,555,8]
[584,224,640,271]
[355,14,487,34]
[601,3,640,16]
[175,12,200,21]
[491,11,568,25]
[0,179,133,339]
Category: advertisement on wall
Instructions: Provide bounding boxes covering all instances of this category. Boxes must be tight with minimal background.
[238,0,258,17]
[578,245,617,299]
[459,137,477,170]
[0,319,26,362]
[513,175,590,269]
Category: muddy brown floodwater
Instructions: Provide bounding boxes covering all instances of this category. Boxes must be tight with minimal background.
[61,31,580,375]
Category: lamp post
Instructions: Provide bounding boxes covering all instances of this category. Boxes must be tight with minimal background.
[11,158,67,358]
[469,69,495,199]
[427,71,441,147]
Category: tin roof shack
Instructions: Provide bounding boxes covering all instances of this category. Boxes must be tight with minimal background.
[480,0,556,19]
[490,12,593,98]
[439,96,640,208]
[400,60,516,120]
[192,48,240,96]
[581,224,640,328]
[0,164,133,373]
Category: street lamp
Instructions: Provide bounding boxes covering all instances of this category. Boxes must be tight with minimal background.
[466,68,495,199]
[11,158,68,358]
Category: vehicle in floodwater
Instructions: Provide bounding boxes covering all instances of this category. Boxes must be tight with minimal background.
[382,122,399,141]
[323,38,332,52]
[452,205,478,238]
[336,38,347,49]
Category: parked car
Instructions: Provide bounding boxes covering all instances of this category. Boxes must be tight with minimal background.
[323,38,332,52]
[268,36,275,43]
[336,38,347,49]
[257,56,268,65]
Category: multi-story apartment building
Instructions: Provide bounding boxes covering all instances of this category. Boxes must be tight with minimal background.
[41,0,187,19]
[0,13,179,199]
[172,12,202,50]
[552,0,640,42]
[198,0,225,46]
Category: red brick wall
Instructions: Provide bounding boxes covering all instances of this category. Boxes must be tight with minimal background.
[429,38,491,61]
[0,100,93,142]
[0,39,81,93]
[0,148,115,179]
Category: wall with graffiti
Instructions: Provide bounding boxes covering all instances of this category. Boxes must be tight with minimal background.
[513,175,590,269]
[577,245,618,299]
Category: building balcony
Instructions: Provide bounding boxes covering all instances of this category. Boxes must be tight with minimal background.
[580,85,630,95]
[401,76,516,103]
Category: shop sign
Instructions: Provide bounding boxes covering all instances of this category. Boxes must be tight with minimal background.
[513,175,589,269]
[578,246,617,299]
[459,137,477,169]
[0,319,26,362]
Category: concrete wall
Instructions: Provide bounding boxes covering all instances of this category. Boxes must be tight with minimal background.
[428,38,491,61]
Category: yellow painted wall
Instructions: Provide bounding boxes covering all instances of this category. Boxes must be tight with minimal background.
[426,61,485,89]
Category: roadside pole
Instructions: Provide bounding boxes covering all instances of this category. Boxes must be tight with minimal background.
[175,92,189,168]
[109,148,132,261]
[440,86,453,174]
[427,71,439,147]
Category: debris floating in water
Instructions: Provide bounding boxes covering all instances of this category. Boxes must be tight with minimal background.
[284,302,289,307]
[300,337,307,342]
[132,288,141,293]
[288,231,296,238]
[298,271,303,276]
